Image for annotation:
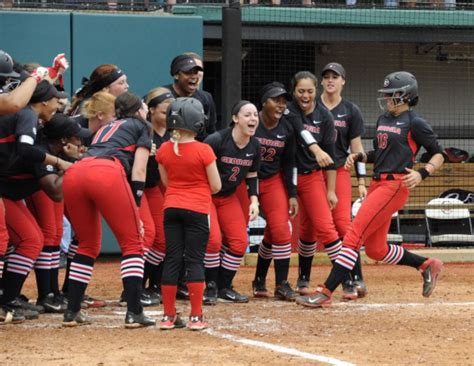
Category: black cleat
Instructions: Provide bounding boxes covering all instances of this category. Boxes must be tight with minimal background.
[125,311,156,328]
[274,281,298,301]
[218,287,249,303]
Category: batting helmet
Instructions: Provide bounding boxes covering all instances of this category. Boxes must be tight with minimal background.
[167,97,206,134]
[377,71,418,111]
[0,50,20,79]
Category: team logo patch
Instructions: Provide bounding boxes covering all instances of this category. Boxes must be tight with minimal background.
[383,79,390,87]
[283,108,289,115]
[46,165,54,172]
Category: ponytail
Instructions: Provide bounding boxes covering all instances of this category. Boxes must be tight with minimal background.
[171,130,181,156]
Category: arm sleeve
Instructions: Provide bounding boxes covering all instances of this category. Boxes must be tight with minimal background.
[283,105,317,147]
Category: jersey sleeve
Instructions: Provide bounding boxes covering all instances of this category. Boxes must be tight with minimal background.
[203,131,223,156]
[15,108,38,145]
[135,121,152,150]
[411,117,444,156]
[348,103,365,140]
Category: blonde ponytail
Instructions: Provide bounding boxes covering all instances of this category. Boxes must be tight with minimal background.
[171,130,181,156]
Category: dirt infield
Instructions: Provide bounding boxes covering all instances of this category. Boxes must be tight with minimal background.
[1,260,473,365]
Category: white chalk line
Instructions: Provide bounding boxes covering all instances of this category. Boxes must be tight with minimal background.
[204,328,355,366]
[10,301,474,365]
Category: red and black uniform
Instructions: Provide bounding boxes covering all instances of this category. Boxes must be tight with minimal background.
[329,110,443,289]
[142,130,170,287]
[63,117,152,315]
[254,116,296,286]
[24,144,64,302]
[204,128,260,291]
[318,96,365,238]
[285,100,342,284]
[165,84,217,140]
[157,139,216,321]
[0,107,51,307]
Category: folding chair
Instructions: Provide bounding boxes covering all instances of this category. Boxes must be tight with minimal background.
[352,198,403,244]
[425,197,474,247]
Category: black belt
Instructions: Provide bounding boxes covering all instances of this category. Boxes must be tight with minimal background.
[373,173,406,181]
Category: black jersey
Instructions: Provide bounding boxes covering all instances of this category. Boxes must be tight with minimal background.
[145,130,170,188]
[0,144,58,201]
[318,96,364,168]
[285,101,336,174]
[371,110,443,174]
[165,84,217,140]
[204,128,260,197]
[0,106,40,179]
[255,117,297,198]
[85,117,152,176]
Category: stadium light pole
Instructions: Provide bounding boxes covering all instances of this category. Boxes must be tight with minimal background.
[221,0,242,128]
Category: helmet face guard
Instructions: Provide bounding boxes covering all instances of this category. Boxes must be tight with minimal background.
[377,89,408,112]
[1,77,21,93]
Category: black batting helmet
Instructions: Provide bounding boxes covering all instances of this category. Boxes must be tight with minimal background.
[377,71,418,110]
[0,50,20,79]
[167,97,206,134]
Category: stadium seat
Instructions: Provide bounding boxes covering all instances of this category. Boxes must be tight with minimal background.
[425,197,474,247]
[352,198,403,244]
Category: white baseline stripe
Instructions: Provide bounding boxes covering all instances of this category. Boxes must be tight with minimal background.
[204,328,355,366]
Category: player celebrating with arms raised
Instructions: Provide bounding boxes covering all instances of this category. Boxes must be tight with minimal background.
[297,71,445,308]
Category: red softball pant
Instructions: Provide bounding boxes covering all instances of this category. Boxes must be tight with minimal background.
[0,198,8,256]
[4,198,43,260]
[343,178,409,260]
[297,170,339,246]
[207,194,248,256]
[330,167,352,239]
[63,157,143,259]
[25,191,64,247]
[260,173,291,245]
[139,194,155,248]
[144,185,166,254]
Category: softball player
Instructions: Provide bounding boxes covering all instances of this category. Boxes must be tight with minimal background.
[62,92,155,328]
[296,71,445,308]
[203,101,260,304]
[70,64,128,118]
[0,81,71,321]
[285,71,345,296]
[318,62,368,299]
[141,87,174,301]
[26,113,91,313]
[165,54,217,140]
[157,97,221,331]
[60,91,116,307]
[251,82,299,301]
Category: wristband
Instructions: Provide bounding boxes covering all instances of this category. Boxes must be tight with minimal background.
[246,176,259,197]
[417,168,430,180]
[131,181,145,207]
